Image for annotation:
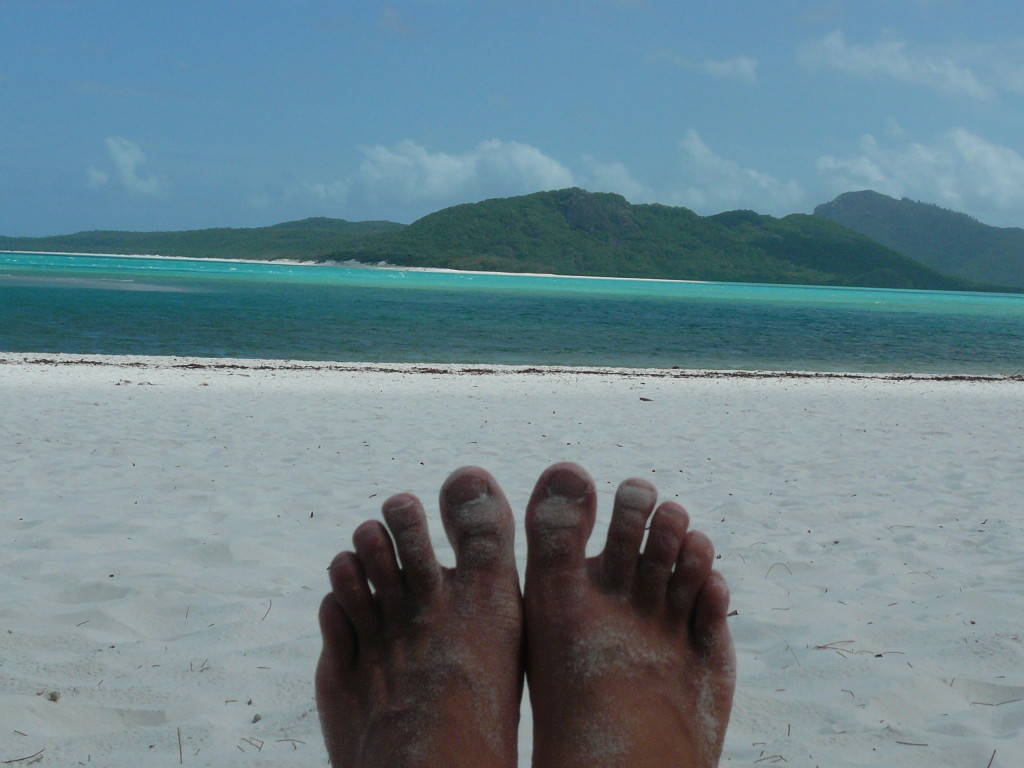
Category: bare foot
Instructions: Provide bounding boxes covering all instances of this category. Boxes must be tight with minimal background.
[524,463,735,768]
[315,467,523,768]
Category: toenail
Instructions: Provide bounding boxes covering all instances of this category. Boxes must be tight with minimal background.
[617,481,656,508]
[443,470,491,508]
[382,494,416,514]
[545,466,590,500]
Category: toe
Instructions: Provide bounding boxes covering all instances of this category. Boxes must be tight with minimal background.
[327,550,379,642]
[633,501,689,608]
[353,519,401,588]
[525,462,597,570]
[598,478,658,590]
[667,529,715,620]
[317,591,356,667]
[315,592,355,727]
[693,570,732,649]
[439,466,516,573]
[382,492,441,593]
[316,591,355,680]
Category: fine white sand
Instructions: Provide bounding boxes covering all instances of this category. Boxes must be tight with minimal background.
[1,353,1021,767]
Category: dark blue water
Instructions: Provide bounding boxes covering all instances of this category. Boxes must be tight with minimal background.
[2,251,1023,373]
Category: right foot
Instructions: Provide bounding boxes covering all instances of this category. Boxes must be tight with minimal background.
[315,467,523,768]
[524,463,735,768]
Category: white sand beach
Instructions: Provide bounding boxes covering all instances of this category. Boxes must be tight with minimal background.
[1,353,1021,767]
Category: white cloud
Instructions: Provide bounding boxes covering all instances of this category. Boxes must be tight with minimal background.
[964,38,1024,95]
[799,30,994,99]
[86,167,109,188]
[93,137,168,196]
[701,56,758,85]
[817,128,1024,222]
[579,156,652,203]
[297,134,807,221]
[668,129,804,214]
[302,139,576,217]
[651,50,758,84]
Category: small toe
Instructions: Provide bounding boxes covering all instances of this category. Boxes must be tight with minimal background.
[667,529,715,619]
[327,550,379,641]
[352,520,403,603]
[525,462,597,570]
[439,466,517,573]
[317,592,356,668]
[693,570,732,649]
[633,501,689,608]
[599,478,658,590]
[382,492,441,592]
[315,592,355,719]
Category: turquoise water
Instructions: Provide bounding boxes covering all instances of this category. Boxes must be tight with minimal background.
[2,251,1023,373]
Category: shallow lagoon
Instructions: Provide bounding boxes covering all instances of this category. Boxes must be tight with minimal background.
[2,252,1022,374]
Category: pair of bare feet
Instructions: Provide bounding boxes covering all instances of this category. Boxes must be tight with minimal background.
[315,463,735,768]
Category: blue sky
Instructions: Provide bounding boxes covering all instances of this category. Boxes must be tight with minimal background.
[4,0,1024,235]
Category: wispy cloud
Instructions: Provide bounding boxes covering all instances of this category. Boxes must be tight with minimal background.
[379,6,416,37]
[294,133,809,220]
[799,30,994,99]
[652,51,759,84]
[88,137,169,196]
[668,129,803,214]
[579,156,652,203]
[86,167,109,188]
[299,139,575,218]
[701,56,759,85]
[817,128,1024,221]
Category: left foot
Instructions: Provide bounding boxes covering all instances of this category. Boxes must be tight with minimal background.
[315,467,523,768]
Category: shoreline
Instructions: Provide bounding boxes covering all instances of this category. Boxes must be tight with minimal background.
[2,351,1022,382]
[2,248,714,286]
[8,248,1024,301]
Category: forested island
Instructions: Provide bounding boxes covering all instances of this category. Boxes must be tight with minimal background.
[815,190,1024,289]
[2,188,1016,291]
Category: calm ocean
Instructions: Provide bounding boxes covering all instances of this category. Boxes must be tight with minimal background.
[2,251,1023,374]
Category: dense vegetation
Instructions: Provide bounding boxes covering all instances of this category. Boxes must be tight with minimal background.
[2,188,1007,291]
[0,217,403,261]
[814,190,1024,288]
[331,188,987,290]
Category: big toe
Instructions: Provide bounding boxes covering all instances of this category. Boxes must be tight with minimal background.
[525,462,597,570]
[439,466,517,573]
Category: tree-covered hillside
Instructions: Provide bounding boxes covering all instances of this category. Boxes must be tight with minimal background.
[332,188,989,290]
[2,188,1009,291]
[814,190,1024,288]
[0,217,404,261]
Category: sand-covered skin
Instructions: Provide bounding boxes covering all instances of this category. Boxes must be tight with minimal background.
[1,353,1022,767]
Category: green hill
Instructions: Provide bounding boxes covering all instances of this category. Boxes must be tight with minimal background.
[332,188,988,290]
[2,188,1006,291]
[814,190,1024,288]
[0,217,404,261]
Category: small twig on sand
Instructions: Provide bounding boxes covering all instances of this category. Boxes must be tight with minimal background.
[764,563,793,578]
[261,599,273,622]
[2,750,44,765]
[986,749,996,768]
[785,644,802,668]
[972,698,1022,707]
[177,727,183,764]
